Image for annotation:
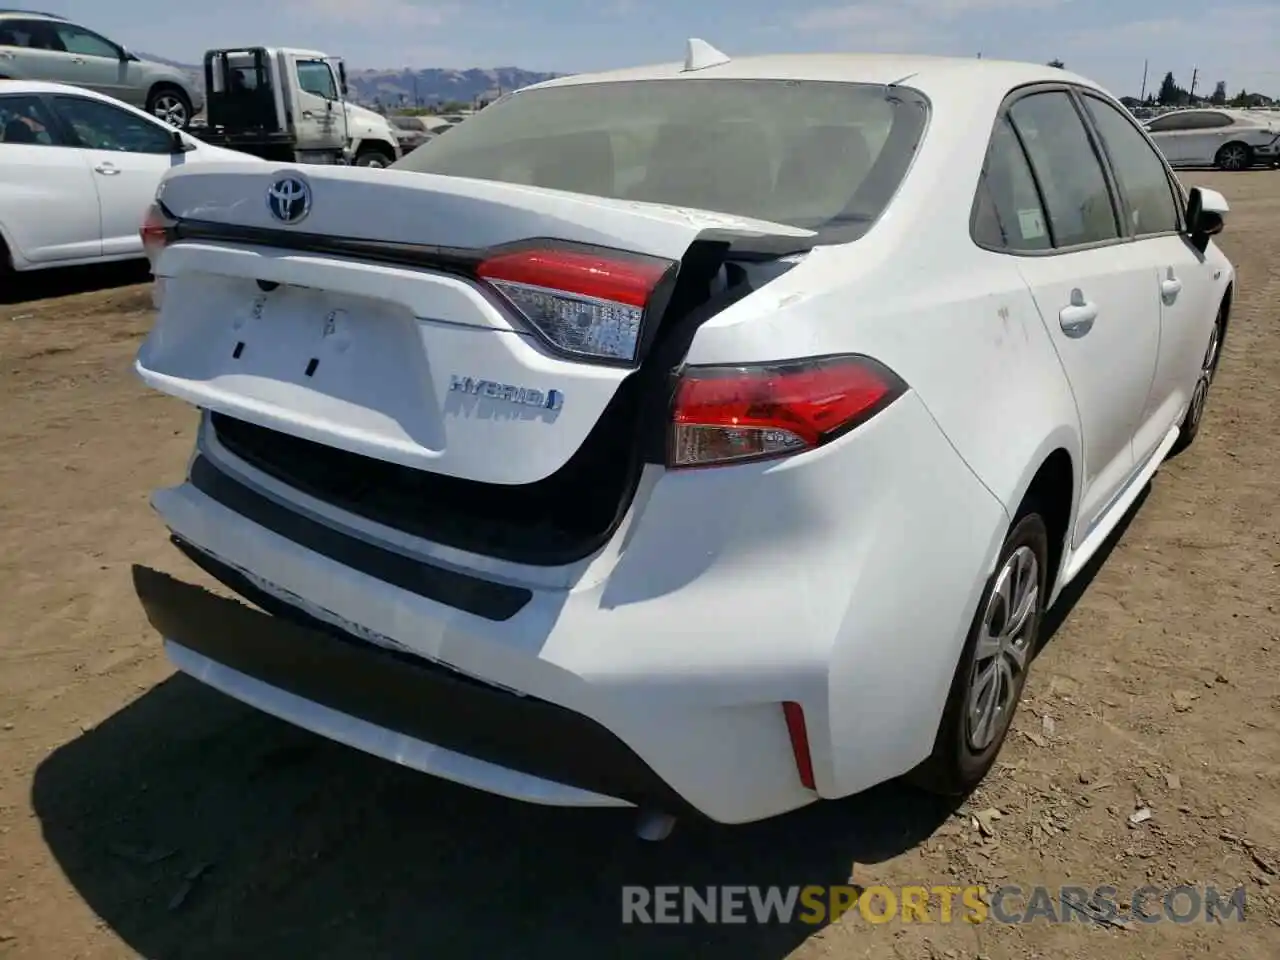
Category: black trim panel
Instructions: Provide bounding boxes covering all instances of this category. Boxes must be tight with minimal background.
[132,557,693,813]
[187,454,532,622]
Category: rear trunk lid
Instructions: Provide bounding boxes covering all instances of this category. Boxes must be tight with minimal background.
[138,163,813,486]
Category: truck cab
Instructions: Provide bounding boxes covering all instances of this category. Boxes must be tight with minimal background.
[198,47,399,166]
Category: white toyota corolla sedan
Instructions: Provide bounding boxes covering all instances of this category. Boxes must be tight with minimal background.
[0,80,259,273]
[130,43,1234,837]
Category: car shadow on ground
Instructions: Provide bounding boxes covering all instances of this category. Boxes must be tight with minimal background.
[29,487,1148,959]
[1,261,151,305]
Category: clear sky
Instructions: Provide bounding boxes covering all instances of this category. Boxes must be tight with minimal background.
[35,0,1280,98]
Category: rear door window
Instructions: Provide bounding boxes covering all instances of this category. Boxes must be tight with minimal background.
[0,94,63,145]
[1008,91,1120,248]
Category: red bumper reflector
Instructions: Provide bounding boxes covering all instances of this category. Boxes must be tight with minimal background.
[782,701,816,791]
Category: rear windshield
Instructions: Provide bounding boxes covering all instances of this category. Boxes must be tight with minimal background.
[391,79,929,244]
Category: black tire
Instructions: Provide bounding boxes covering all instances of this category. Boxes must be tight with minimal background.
[354,146,395,168]
[1214,141,1252,171]
[908,508,1049,797]
[146,84,192,130]
[1169,299,1227,456]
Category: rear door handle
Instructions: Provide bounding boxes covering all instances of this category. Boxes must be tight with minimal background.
[70,56,85,64]
[93,163,120,176]
[1059,289,1098,338]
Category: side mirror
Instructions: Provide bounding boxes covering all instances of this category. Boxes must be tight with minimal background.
[170,129,192,153]
[1186,186,1228,251]
[338,62,348,97]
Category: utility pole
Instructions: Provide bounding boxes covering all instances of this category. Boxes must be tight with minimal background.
[1189,67,1198,102]
[1139,59,1148,101]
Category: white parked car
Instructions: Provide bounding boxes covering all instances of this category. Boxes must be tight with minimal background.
[131,45,1234,835]
[1144,107,1280,170]
[0,80,260,272]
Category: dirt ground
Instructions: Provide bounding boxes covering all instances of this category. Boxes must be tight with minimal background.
[1,171,1278,960]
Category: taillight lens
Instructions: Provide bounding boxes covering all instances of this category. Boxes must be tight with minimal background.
[476,247,673,364]
[668,354,906,469]
[139,201,176,267]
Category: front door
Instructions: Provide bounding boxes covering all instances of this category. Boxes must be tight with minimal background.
[1076,92,1219,464]
[47,21,132,102]
[49,93,179,257]
[288,55,346,154]
[0,92,102,263]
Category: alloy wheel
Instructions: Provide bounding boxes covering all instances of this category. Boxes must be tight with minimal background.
[153,95,188,128]
[1219,144,1248,171]
[1188,314,1223,430]
[966,545,1039,751]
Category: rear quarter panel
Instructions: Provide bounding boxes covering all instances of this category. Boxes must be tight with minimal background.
[684,240,1084,529]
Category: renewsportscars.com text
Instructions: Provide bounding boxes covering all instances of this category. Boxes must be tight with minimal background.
[621,884,1248,926]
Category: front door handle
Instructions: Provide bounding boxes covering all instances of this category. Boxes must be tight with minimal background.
[93,163,120,176]
[1060,289,1098,338]
[70,56,85,65]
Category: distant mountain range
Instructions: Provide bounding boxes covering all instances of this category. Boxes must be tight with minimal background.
[137,52,561,108]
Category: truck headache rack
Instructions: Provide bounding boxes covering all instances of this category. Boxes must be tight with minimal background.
[205,47,280,134]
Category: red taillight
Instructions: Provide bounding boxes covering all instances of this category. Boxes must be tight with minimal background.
[476,247,673,363]
[782,702,816,791]
[668,354,906,468]
[139,201,176,266]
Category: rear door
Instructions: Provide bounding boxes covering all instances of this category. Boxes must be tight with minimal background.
[1077,91,1216,464]
[49,93,179,258]
[0,19,77,85]
[0,92,102,263]
[997,88,1162,545]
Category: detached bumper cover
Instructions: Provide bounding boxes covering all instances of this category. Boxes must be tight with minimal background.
[132,552,693,813]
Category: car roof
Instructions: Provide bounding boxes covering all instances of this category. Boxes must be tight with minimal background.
[0,10,66,20]
[526,52,1109,101]
[0,78,121,97]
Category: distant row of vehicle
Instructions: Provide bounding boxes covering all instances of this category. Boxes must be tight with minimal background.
[389,112,469,154]
[1142,107,1279,170]
[0,10,410,168]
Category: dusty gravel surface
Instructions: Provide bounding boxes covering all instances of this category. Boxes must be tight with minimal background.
[1,172,1278,960]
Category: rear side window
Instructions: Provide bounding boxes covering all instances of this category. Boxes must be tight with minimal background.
[1187,112,1233,129]
[1008,91,1119,247]
[0,94,61,145]
[972,116,1051,251]
[1080,94,1181,236]
[393,79,930,244]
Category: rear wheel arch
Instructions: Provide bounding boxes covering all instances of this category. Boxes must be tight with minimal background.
[0,222,15,271]
[1018,448,1074,593]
